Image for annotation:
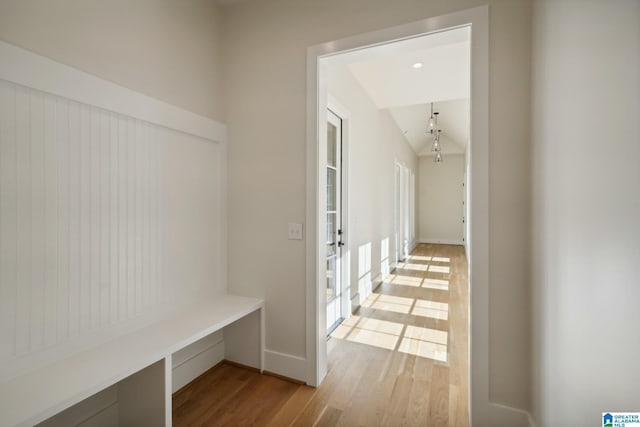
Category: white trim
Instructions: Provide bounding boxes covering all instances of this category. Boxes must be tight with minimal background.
[418,238,465,246]
[489,402,536,427]
[327,94,351,120]
[307,6,493,425]
[371,272,384,289]
[349,292,361,313]
[371,277,385,301]
[0,40,225,143]
[263,350,307,383]
[349,272,386,312]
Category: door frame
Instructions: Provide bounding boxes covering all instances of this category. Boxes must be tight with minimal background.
[325,106,349,334]
[305,5,489,426]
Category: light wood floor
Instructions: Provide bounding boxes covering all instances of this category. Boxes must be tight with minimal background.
[173,243,469,426]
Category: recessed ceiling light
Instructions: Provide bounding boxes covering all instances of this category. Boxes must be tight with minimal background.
[412,62,423,69]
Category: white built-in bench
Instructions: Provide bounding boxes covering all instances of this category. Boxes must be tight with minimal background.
[0,295,264,427]
[0,41,261,427]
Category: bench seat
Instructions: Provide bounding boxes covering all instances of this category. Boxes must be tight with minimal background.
[0,294,264,427]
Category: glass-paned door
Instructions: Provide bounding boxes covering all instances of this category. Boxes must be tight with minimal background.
[326,109,343,334]
[395,162,410,263]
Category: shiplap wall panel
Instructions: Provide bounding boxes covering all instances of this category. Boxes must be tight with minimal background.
[0,80,16,359]
[0,78,223,380]
[15,85,30,357]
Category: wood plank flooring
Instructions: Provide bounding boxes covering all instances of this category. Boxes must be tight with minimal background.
[173,243,469,426]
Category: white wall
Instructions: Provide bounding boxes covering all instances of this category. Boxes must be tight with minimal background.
[0,2,227,420]
[0,0,224,121]
[222,0,532,412]
[531,1,640,425]
[0,76,225,381]
[0,0,535,417]
[418,154,464,244]
[326,63,418,308]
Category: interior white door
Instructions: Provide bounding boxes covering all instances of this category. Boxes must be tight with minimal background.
[395,162,411,262]
[401,165,409,258]
[395,163,402,263]
[462,170,467,245]
[326,110,344,334]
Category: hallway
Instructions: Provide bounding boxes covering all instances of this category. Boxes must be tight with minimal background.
[173,243,469,426]
[322,243,469,426]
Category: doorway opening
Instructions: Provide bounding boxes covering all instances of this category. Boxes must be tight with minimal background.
[306,6,489,425]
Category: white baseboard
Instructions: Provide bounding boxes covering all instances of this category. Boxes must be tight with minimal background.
[172,338,225,392]
[350,292,361,313]
[418,237,464,245]
[489,402,535,427]
[350,272,386,312]
[371,272,384,289]
[263,350,307,383]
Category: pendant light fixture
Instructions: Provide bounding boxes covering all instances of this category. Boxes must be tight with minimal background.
[428,103,436,134]
[435,150,443,163]
[427,103,444,163]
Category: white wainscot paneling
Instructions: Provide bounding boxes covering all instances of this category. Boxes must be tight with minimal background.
[0,79,224,381]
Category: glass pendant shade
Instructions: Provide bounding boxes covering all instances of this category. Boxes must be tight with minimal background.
[426,103,444,164]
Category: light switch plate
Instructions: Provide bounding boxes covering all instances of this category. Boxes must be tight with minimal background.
[288,223,303,240]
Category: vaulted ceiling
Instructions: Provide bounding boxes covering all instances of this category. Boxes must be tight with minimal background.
[324,26,470,156]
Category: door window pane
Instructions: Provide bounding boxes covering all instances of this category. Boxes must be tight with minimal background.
[326,168,336,212]
[327,123,337,167]
[327,213,336,245]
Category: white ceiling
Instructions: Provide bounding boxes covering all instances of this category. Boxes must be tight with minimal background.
[324,27,470,156]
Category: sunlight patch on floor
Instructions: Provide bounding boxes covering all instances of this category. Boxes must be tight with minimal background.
[412,299,449,320]
[388,274,423,287]
[348,328,399,350]
[407,255,432,262]
[428,264,450,274]
[330,315,449,362]
[367,294,413,314]
[357,317,404,335]
[385,274,450,291]
[396,262,428,272]
[328,244,462,364]
[422,277,449,290]
[405,324,448,344]
[399,337,448,362]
